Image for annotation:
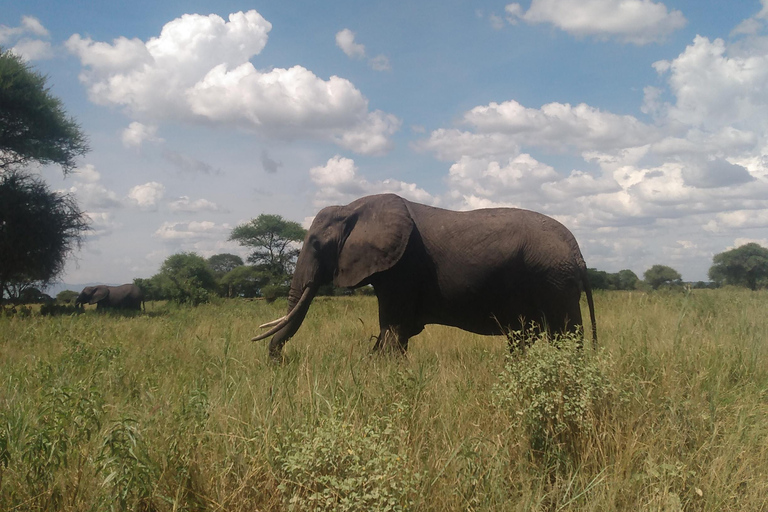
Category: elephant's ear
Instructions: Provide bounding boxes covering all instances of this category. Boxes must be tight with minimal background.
[335,194,414,288]
[90,286,109,304]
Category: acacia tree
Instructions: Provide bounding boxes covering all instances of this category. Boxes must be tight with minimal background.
[709,243,768,290]
[643,264,682,290]
[0,48,88,174]
[0,48,90,305]
[0,171,88,304]
[229,214,307,279]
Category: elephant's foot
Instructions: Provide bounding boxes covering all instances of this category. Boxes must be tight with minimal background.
[372,327,408,354]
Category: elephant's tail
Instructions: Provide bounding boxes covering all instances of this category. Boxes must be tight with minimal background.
[583,270,597,348]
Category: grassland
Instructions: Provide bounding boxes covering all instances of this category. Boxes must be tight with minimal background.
[1,289,767,511]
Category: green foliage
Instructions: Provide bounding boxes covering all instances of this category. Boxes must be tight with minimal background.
[56,290,79,304]
[155,252,217,305]
[96,418,157,512]
[219,265,265,298]
[493,333,615,466]
[0,48,89,174]
[644,264,683,290]
[273,403,420,511]
[587,268,639,290]
[229,214,306,277]
[709,243,768,290]
[206,253,244,278]
[0,170,89,304]
[261,283,290,303]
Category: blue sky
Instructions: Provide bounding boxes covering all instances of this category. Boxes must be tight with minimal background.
[2,0,768,285]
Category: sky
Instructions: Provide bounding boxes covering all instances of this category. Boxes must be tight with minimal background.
[3,0,768,286]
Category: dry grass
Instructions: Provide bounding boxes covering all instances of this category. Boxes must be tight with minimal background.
[1,289,767,510]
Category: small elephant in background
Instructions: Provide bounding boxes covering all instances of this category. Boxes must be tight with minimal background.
[75,284,144,311]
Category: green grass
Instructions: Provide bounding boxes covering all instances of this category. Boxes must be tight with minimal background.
[1,290,767,511]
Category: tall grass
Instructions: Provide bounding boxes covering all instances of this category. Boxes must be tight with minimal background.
[1,289,767,510]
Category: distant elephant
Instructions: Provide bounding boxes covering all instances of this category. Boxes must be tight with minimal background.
[254,194,596,360]
[75,284,144,311]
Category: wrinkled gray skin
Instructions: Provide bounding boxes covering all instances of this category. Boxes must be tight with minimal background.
[75,284,143,311]
[259,193,596,360]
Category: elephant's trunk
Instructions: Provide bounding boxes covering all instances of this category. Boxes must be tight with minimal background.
[266,284,318,360]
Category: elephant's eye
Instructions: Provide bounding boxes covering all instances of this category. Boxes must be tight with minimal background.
[312,239,321,252]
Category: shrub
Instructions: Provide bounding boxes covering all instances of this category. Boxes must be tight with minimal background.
[493,333,615,467]
[273,403,420,511]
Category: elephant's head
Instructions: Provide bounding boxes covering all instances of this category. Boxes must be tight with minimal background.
[75,285,108,307]
[253,194,414,358]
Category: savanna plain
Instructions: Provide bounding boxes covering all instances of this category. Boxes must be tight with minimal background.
[1,289,767,511]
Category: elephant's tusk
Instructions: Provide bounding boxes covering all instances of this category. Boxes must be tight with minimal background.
[251,286,314,341]
[259,316,286,329]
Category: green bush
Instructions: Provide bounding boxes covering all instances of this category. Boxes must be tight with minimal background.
[273,403,420,511]
[493,333,615,466]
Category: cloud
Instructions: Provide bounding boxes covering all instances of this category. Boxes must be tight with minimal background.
[122,122,162,149]
[84,212,119,239]
[505,0,686,44]
[336,29,365,59]
[66,182,122,210]
[335,28,391,71]
[653,35,768,131]
[168,196,224,213]
[417,100,656,161]
[309,155,435,206]
[10,39,53,61]
[67,11,399,155]
[1,16,52,60]
[261,150,282,174]
[161,149,219,175]
[73,164,101,183]
[127,182,165,210]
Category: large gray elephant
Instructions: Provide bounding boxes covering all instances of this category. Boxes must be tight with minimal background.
[75,284,144,311]
[254,194,596,360]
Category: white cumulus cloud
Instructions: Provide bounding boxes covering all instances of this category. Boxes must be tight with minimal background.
[67,11,398,155]
[1,16,52,60]
[310,155,435,206]
[506,0,686,44]
[128,182,165,210]
[169,196,224,213]
[122,122,162,149]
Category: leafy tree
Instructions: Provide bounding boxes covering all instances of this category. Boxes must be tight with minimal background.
[229,214,307,277]
[219,265,266,298]
[56,290,79,304]
[0,171,88,304]
[615,269,640,290]
[0,49,90,306]
[587,268,612,290]
[0,48,88,174]
[155,253,217,305]
[207,253,244,278]
[643,264,682,290]
[134,277,164,302]
[709,243,768,290]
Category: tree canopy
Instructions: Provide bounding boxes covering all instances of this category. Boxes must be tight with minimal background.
[154,253,218,305]
[0,48,88,174]
[643,264,682,290]
[0,170,88,304]
[206,253,244,278]
[709,243,768,290]
[587,268,640,291]
[229,214,307,277]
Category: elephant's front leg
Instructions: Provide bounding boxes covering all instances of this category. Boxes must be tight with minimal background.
[372,293,424,354]
[373,325,410,353]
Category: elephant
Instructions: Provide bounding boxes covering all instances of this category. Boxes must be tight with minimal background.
[254,193,596,360]
[75,284,144,311]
